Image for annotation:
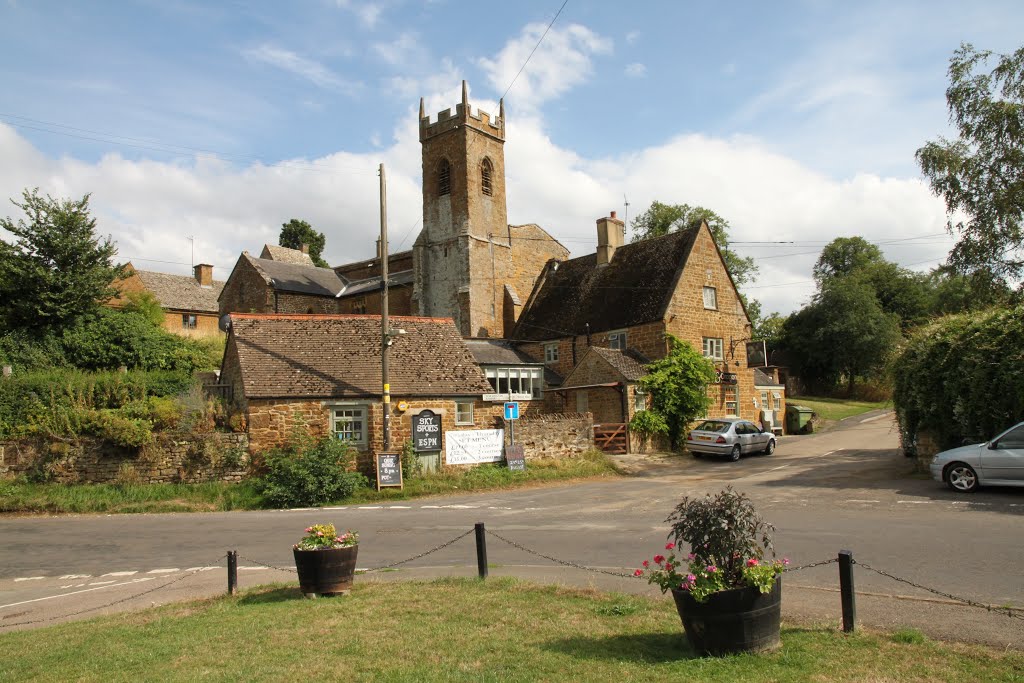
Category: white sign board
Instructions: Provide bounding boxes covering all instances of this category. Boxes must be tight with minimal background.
[446,429,505,465]
[483,393,532,403]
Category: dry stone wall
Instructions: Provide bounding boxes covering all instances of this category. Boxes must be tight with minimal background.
[507,412,593,460]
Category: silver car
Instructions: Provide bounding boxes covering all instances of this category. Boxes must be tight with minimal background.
[686,418,776,461]
[930,421,1024,492]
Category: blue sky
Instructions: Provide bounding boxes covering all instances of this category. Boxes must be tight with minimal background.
[2,0,1022,315]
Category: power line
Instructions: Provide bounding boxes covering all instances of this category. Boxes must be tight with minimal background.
[501,0,570,101]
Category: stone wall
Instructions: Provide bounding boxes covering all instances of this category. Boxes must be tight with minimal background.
[507,412,593,460]
[219,256,274,316]
[0,433,250,484]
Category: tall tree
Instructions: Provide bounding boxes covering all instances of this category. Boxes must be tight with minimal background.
[812,236,883,284]
[635,335,717,448]
[0,189,123,333]
[279,219,328,267]
[916,43,1024,282]
[630,201,757,289]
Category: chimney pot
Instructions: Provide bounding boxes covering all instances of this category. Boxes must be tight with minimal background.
[194,263,213,287]
[595,212,626,266]
[610,211,617,219]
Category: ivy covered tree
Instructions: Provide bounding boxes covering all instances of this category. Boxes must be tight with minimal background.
[279,218,328,267]
[632,334,717,448]
[916,43,1024,283]
[0,189,123,333]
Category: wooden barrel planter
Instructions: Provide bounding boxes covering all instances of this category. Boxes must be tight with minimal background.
[671,576,782,656]
[293,545,359,598]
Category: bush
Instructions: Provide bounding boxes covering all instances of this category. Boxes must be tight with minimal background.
[893,305,1024,453]
[0,330,67,371]
[257,434,368,508]
[62,309,207,373]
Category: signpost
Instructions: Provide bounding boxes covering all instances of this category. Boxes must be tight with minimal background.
[375,451,403,490]
[412,410,442,453]
[503,401,523,469]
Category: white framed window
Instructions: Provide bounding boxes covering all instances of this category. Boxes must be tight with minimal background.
[331,406,368,447]
[703,286,718,310]
[485,367,544,399]
[607,330,627,350]
[544,343,559,364]
[182,314,197,329]
[725,386,739,416]
[633,389,647,413]
[455,400,474,425]
[576,391,589,414]
[702,337,724,360]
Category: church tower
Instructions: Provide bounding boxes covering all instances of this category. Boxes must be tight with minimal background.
[413,81,509,337]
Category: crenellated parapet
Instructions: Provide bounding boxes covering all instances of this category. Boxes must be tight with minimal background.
[419,80,505,142]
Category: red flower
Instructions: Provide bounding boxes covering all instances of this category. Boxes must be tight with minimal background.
[747,558,759,567]
[634,569,643,577]
[665,542,675,550]
[665,563,674,572]
[642,560,649,568]
[654,554,665,564]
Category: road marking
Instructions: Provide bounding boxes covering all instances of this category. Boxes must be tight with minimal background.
[421,505,440,509]
[897,501,933,504]
[488,507,512,510]
[860,414,887,423]
[102,571,138,577]
[147,568,179,574]
[238,566,267,571]
[13,577,44,582]
[845,499,880,503]
[89,580,116,586]
[59,574,90,580]
[323,507,349,510]
[0,577,155,611]
[184,566,219,572]
[439,505,477,509]
[357,506,383,509]
[388,506,412,509]
[286,508,317,512]
[60,583,88,589]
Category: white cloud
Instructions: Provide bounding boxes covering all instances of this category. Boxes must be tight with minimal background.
[242,44,363,96]
[624,62,647,78]
[373,32,425,68]
[333,0,384,28]
[478,23,612,111]
[625,30,640,45]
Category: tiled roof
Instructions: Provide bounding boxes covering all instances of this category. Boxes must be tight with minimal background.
[512,228,699,341]
[245,254,345,297]
[591,347,650,381]
[464,339,540,366]
[229,314,492,399]
[135,270,225,313]
[338,269,414,297]
[260,244,316,267]
[754,369,783,387]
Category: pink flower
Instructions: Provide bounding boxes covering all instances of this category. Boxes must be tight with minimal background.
[642,560,649,568]
[654,555,665,564]
[634,569,643,577]
[747,558,759,567]
[304,527,312,533]
[665,542,675,550]
[706,565,717,573]
[316,531,324,536]
[783,558,790,566]
[686,574,696,583]
[687,553,695,561]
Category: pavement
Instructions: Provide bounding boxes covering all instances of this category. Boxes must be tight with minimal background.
[2,409,1023,651]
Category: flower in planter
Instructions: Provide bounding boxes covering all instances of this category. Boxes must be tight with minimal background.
[294,523,359,550]
[636,487,786,602]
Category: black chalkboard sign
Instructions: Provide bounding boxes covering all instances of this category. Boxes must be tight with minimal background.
[376,451,403,490]
[505,444,526,471]
[412,410,442,452]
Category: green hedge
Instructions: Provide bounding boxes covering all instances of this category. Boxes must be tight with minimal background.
[892,305,1024,453]
[0,368,196,441]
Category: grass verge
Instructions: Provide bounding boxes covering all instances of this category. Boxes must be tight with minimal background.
[0,578,1019,682]
[0,449,619,515]
[789,395,891,423]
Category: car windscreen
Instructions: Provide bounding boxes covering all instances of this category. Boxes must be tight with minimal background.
[693,421,731,433]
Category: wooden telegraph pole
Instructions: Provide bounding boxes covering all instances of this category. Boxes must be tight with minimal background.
[379,163,391,451]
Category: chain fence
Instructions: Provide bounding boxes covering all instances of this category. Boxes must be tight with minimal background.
[0,554,227,630]
[485,529,638,579]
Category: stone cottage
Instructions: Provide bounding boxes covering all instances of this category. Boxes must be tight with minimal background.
[112,263,225,337]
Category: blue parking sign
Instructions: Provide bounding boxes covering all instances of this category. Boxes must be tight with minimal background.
[504,401,520,420]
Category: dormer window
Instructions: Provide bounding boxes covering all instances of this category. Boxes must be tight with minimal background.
[481,158,493,196]
[438,158,451,196]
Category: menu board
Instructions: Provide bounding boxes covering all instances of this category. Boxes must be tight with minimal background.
[376,451,403,489]
[505,444,526,471]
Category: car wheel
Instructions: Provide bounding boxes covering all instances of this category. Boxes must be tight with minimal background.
[729,445,741,462]
[763,439,775,455]
[691,450,703,459]
[945,462,979,493]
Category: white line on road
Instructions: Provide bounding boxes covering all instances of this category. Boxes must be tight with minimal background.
[323,507,349,510]
[357,506,383,509]
[388,506,412,509]
[13,577,44,582]
[860,414,888,423]
[845,500,881,503]
[184,567,219,572]
[101,571,138,577]
[89,580,116,586]
[0,577,155,611]
[440,505,477,509]
[146,568,179,574]
[59,574,90,580]
[421,505,440,509]
[897,501,934,504]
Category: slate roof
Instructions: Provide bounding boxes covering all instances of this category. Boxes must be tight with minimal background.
[591,347,650,382]
[464,339,540,366]
[754,369,784,387]
[228,314,492,399]
[135,270,225,313]
[260,244,316,267]
[512,227,700,341]
[338,270,414,297]
[245,254,345,297]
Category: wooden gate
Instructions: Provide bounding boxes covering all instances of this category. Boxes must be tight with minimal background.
[594,423,628,454]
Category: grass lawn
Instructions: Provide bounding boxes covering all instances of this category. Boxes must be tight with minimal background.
[1,578,1019,682]
[0,450,620,515]
[789,396,891,423]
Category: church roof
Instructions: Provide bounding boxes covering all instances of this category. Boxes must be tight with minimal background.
[260,244,316,267]
[245,254,344,297]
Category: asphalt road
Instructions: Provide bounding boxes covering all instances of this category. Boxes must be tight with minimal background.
[2,411,1023,649]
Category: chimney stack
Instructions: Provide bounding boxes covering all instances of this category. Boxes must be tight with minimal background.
[596,211,625,265]
[194,263,213,287]
[300,243,310,255]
